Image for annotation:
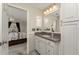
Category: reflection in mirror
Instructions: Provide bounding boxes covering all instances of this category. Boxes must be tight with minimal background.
[43,3,60,32]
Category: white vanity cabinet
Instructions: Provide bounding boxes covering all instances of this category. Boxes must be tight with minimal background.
[35,36,59,55]
[47,40,59,55]
[29,34,35,53]
[39,38,47,55]
[46,45,54,55]
[35,37,39,52]
[35,36,47,55]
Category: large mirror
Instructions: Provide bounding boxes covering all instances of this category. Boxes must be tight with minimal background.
[43,4,60,32]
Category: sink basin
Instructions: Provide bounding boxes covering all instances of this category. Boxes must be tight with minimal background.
[42,35,52,38]
[35,32,61,42]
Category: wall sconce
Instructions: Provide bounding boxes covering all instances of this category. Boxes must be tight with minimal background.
[9,17,15,22]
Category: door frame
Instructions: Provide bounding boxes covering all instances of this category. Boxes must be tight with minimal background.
[2,3,28,55]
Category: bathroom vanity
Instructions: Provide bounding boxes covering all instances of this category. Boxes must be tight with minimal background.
[34,32,61,55]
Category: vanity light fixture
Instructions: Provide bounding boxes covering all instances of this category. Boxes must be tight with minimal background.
[43,4,59,16]
[53,5,58,11]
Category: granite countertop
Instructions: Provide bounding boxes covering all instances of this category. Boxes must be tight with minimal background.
[35,32,61,42]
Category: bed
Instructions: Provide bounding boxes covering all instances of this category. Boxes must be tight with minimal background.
[8,22,27,47]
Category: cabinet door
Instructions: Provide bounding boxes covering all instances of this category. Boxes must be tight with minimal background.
[39,38,47,55]
[35,37,39,51]
[61,3,77,22]
[29,34,35,53]
[62,22,79,55]
[47,41,59,55]
[39,40,46,55]
[35,36,40,53]
[35,36,47,55]
[46,45,54,55]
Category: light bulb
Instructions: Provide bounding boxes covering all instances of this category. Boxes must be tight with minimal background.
[53,5,58,11]
[49,8,52,11]
[10,17,15,21]
[46,10,49,13]
[44,11,47,15]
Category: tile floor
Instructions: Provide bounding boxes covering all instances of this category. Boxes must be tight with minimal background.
[8,43,39,55]
[29,50,39,55]
[9,43,27,55]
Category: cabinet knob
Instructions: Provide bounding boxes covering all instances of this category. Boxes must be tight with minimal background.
[48,50,50,52]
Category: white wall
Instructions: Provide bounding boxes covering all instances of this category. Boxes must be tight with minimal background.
[0,4,2,42]
[20,20,27,32]
[12,19,27,33]
[0,3,2,54]
[2,4,8,54]
[0,4,8,55]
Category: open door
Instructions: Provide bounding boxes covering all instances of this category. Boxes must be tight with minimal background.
[0,3,8,55]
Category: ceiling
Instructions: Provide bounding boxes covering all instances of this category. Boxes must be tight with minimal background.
[7,5,27,21]
[23,3,52,10]
[7,3,52,21]
[11,3,52,10]
[24,3,59,16]
[6,3,59,21]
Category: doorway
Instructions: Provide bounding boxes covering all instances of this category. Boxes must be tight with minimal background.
[2,3,27,55]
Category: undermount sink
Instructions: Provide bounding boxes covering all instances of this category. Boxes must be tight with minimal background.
[42,35,51,37]
[42,35,52,38]
[35,32,61,42]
